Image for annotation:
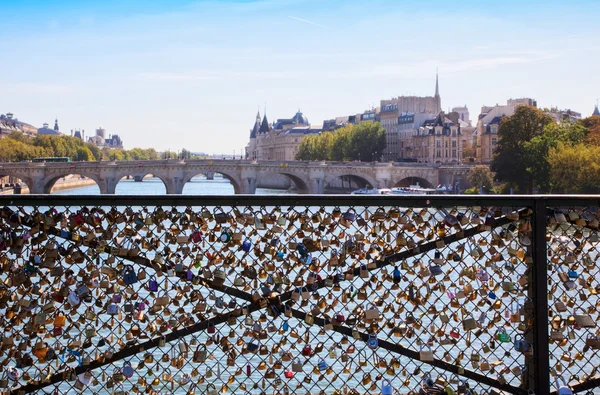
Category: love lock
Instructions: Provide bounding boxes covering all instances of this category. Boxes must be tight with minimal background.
[366,333,378,350]
[122,362,134,379]
[556,376,573,395]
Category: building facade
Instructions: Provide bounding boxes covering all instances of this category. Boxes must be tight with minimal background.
[87,127,124,149]
[246,110,321,161]
[380,74,442,161]
[38,119,61,136]
[0,113,38,138]
[410,112,463,164]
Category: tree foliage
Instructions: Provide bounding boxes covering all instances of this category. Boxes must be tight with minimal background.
[490,106,554,193]
[522,121,587,192]
[467,166,494,193]
[548,142,600,193]
[0,133,158,162]
[296,122,386,161]
[583,116,600,146]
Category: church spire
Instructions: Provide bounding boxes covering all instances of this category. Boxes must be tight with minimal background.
[434,69,441,113]
[594,100,600,116]
[53,118,59,132]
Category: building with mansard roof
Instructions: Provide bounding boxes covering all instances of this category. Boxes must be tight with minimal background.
[408,111,463,164]
[38,119,62,136]
[0,112,38,138]
[246,109,321,161]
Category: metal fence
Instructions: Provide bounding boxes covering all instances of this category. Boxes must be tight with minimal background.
[0,195,598,395]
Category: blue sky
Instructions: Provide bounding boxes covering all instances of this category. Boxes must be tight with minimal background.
[1,0,599,153]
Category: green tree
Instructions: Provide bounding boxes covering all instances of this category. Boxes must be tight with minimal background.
[76,146,93,161]
[490,106,554,193]
[548,142,600,193]
[522,121,587,192]
[583,115,600,146]
[348,121,387,162]
[468,166,494,193]
[85,143,102,161]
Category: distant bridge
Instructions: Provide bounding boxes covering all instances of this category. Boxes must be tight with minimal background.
[0,159,473,194]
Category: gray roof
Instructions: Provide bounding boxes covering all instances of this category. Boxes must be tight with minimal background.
[38,127,61,136]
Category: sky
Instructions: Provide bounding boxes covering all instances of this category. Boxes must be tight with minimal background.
[1,0,599,153]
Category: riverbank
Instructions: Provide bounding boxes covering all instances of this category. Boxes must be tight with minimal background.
[0,176,97,195]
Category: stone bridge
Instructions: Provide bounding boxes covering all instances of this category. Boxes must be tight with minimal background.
[0,159,473,194]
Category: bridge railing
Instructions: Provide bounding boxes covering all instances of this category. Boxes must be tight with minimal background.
[0,195,596,395]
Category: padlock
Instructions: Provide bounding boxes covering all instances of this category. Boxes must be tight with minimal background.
[122,265,138,285]
[147,276,158,292]
[122,362,134,379]
[318,359,327,371]
[367,333,378,350]
[556,375,573,395]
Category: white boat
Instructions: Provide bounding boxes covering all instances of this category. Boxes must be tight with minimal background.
[351,188,391,195]
[389,183,450,195]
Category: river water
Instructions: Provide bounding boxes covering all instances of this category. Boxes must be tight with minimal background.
[53,176,290,195]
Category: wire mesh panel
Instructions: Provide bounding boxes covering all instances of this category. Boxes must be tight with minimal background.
[0,196,551,395]
[545,205,600,395]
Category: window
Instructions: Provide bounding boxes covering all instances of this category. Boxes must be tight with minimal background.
[452,140,456,148]
[452,149,457,158]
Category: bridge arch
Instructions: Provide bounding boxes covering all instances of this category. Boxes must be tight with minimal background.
[0,173,33,194]
[44,173,102,194]
[324,173,378,192]
[393,176,435,189]
[183,170,242,194]
[278,172,310,194]
[115,172,167,194]
[182,172,235,194]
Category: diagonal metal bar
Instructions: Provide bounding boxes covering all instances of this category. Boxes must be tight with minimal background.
[549,376,600,394]
[4,204,529,394]
[10,298,261,395]
[289,308,529,395]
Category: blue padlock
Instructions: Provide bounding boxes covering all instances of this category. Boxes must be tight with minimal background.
[123,265,138,285]
[297,243,308,256]
[318,359,327,371]
[381,379,393,395]
[122,362,134,378]
[367,333,378,350]
[393,266,401,284]
[302,254,312,265]
[568,269,578,279]
[242,239,252,252]
[148,276,158,292]
[282,321,289,331]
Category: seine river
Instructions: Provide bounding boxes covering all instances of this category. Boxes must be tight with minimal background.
[54,176,291,195]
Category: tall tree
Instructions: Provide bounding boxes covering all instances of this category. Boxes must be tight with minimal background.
[468,166,494,193]
[548,142,600,193]
[583,115,600,146]
[522,121,587,192]
[490,106,554,193]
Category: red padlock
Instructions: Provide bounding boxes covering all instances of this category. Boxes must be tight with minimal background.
[53,326,62,336]
[449,329,460,339]
[302,345,312,356]
[284,370,294,379]
[246,363,251,376]
[336,314,345,323]
[207,322,215,334]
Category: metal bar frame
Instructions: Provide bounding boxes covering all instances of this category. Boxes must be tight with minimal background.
[4,195,600,395]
